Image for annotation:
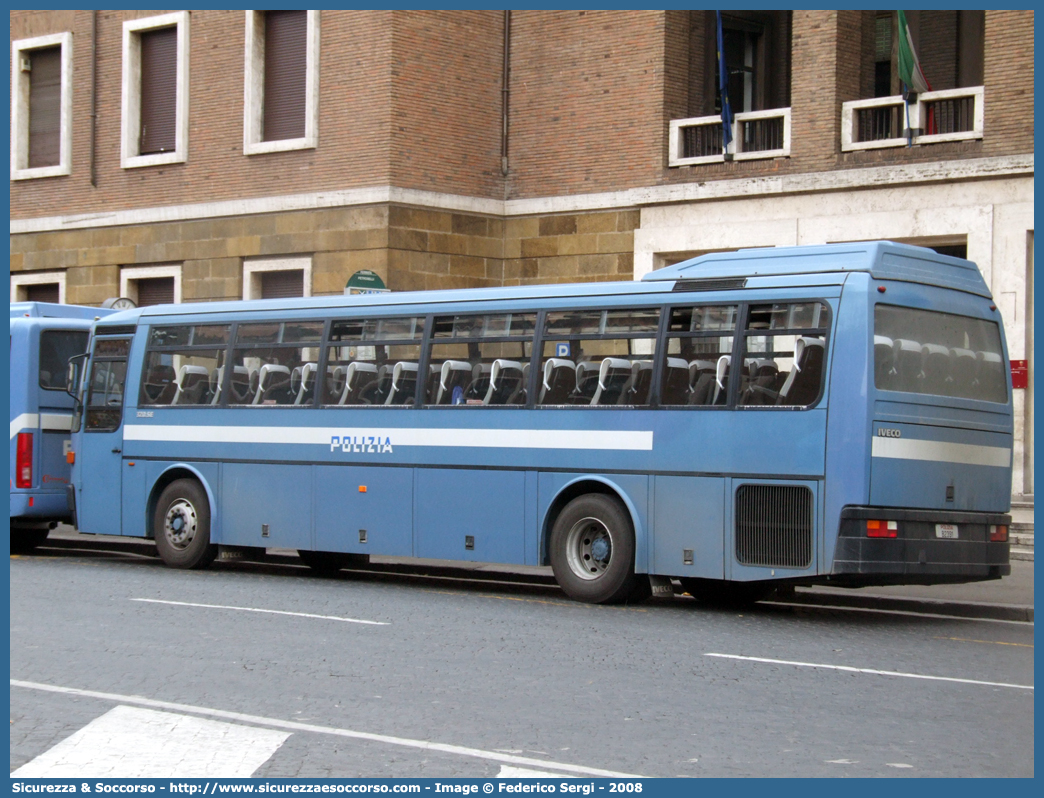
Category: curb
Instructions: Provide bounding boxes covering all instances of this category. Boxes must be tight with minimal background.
[774,590,1034,623]
[37,533,1032,622]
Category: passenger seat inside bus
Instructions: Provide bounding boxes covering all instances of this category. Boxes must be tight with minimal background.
[573,361,600,403]
[292,363,317,405]
[252,364,293,405]
[385,362,418,405]
[174,365,210,405]
[483,359,524,405]
[776,337,825,405]
[143,365,177,405]
[661,357,690,405]
[464,363,493,403]
[874,335,895,389]
[436,360,472,404]
[540,358,575,404]
[209,365,250,405]
[710,355,730,405]
[590,357,633,405]
[892,338,922,392]
[338,362,378,405]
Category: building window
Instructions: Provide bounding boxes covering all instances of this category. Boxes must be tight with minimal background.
[244,10,319,155]
[121,264,182,306]
[10,32,73,181]
[11,271,66,304]
[243,257,312,300]
[121,11,189,169]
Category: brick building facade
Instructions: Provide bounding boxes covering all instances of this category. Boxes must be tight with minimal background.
[8,9,1034,502]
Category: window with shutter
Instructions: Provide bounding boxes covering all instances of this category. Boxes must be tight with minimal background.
[263,11,308,142]
[260,270,305,300]
[11,32,72,180]
[135,277,176,307]
[25,283,61,304]
[139,27,178,155]
[28,47,62,169]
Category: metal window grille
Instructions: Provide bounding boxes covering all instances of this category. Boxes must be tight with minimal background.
[739,115,783,152]
[735,484,813,568]
[260,269,304,299]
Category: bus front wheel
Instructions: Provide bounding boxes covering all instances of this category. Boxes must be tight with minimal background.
[153,479,218,570]
[550,494,640,604]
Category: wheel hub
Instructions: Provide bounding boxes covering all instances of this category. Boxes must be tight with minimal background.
[564,516,613,581]
[164,499,197,550]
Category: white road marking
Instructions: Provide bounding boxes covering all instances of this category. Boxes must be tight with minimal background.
[826,759,857,764]
[123,424,654,452]
[11,680,643,778]
[10,705,289,778]
[131,598,388,626]
[887,763,914,768]
[498,765,575,778]
[769,600,1034,626]
[705,653,1033,690]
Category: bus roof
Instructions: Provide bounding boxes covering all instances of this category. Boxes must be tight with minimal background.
[644,241,991,298]
[10,302,115,321]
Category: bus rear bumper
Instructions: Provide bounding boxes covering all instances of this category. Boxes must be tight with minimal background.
[10,491,71,523]
[829,506,1011,586]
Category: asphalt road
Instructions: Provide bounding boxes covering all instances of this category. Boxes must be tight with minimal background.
[9,544,1035,778]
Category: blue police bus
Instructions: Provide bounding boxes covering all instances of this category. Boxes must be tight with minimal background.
[10,302,113,552]
[66,242,1013,604]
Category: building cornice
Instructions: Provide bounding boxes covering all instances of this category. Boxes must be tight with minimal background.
[10,154,1033,235]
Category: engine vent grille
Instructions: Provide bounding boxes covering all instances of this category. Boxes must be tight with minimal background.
[672,277,747,292]
[735,484,813,568]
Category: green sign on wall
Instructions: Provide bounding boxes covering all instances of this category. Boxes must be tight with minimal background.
[345,270,390,295]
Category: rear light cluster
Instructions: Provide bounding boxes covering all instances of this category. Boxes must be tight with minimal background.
[989,524,1008,542]
[866,519,898,538]
[16,432,33,488]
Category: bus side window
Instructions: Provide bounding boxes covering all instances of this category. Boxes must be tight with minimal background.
[232,321,323,407]
[86,346,130,431]
[39,330,89,391]
[424,313,535,407]
[539,308,659,407]
[659,305,737,407]
[738,301,830,408]
[323,317,426,407]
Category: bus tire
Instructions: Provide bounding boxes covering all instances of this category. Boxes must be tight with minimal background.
[680,578,775,607]
[297,550,369,577]
[153,479,218,570]
[550,493,639,604]
[10,526,50,554]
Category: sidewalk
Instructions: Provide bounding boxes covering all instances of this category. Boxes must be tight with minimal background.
[38,526,1033,621]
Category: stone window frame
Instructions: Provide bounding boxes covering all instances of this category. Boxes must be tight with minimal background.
[243,10,320,156]
[242,256,313,300]
[120,263,183,305]
[121,11,190,169]
[10,31,74,181]
[11,270,66,304]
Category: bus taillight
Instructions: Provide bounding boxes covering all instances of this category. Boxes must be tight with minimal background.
[16,432,33,488]
[989,525,1008,542]
[866,519,898,538]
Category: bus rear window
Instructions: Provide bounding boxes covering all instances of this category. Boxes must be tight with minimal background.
[874,305,1007,403]
[39,330,89,390]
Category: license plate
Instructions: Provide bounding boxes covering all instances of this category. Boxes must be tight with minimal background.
[935,524,959,539]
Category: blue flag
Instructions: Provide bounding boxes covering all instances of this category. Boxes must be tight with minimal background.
[716,11,734,153]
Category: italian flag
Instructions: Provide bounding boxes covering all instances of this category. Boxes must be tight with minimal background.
[897,11,931,94]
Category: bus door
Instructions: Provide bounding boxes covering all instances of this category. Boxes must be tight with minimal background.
[75,336,132,535]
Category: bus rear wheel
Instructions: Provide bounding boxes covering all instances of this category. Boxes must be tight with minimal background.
[680,578,775,607]
[550,494,640,604]
[153,479,217,570]
[297,550,369,577]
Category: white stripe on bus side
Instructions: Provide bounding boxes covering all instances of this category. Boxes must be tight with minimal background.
[123,424,654,451]
[871,436,1011,468]
[10,414,39,440]
[40,413,74,432]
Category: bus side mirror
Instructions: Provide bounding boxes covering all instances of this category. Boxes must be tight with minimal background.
[66,353,88,399]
